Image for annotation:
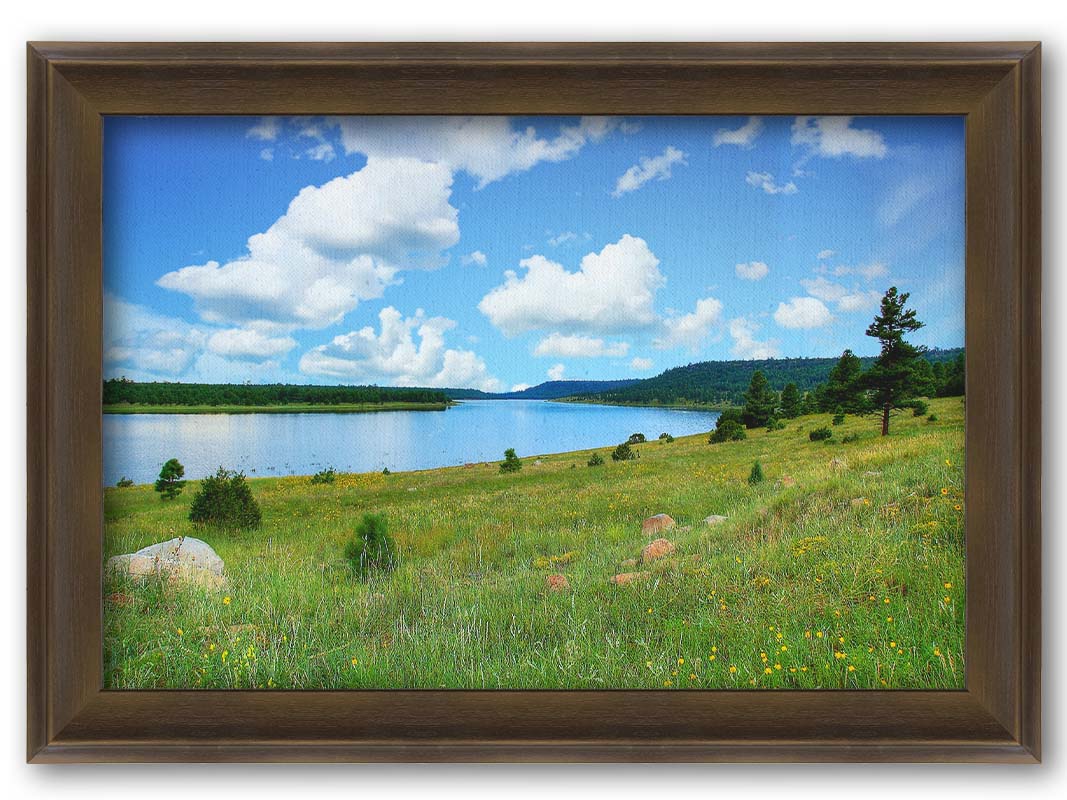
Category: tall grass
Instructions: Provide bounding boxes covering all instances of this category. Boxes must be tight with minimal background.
[103,397,965,690]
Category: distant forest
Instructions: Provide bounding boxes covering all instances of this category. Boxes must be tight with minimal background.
[564,348,965,407]
[445,379,640,401]
[103,379,450,407]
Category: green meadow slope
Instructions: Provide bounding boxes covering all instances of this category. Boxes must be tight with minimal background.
[103,397,965,690]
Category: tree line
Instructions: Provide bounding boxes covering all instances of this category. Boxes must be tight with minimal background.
[103,379,451,407]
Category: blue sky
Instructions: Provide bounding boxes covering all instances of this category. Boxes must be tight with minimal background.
[103,114,964,391]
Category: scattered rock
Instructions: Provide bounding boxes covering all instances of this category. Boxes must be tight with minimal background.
[703,514,728,526]
[830,457,849,471]
[106,537,226,590]
[642,538,676,562]
[620,558,640,568]
[534,459,544,466]
[610,571,651,585]
[850,497,869,508]
[863,470,883,477]
[546,574,570,592]
[406,487,418,492]
[641,514,676,536]
[780,475,797,487]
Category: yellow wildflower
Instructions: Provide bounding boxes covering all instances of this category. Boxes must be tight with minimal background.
[223,596,231,605]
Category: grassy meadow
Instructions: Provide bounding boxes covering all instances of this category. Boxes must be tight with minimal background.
[103,397,965,690]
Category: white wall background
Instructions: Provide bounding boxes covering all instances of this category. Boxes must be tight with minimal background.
[1,0,1062,795]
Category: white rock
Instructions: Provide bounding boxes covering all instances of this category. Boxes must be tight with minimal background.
[106,536,226,589]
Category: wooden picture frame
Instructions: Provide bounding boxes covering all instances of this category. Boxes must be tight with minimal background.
[26,42,1041,763]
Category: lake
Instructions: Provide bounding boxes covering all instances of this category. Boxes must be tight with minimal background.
[103,400,721,485]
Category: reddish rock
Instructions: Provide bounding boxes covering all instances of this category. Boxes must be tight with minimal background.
[619,558,639,568]
[641,538,676,562]
[641,514,676,536]
[610,571,651,585]
[546,574,570,592]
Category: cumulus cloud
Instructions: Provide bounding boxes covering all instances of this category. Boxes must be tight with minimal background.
[630,357,654,371]
[547,363,566,381]
[729,317,780,360]
[791,116,887,159]
[333,116,624,188]
[510,383,531,392]
[713,117,763,148]
[247,117,280,141]
[206,328,298,361]
[612,146,687,197]
[298,306,500,391]
[653,296,724,350]
[735,261,770,281]
[259,148,274,161]
[773,297,833,329]
[548,231,589,247]
[879,176,936,226]
[817,249,835,260]
[801,276,882,313]
[104,295,209,377]
[533,333,629,358]
[304,142,336,162]
[800,275,850,303]
[836,290,883,312]
[461,250,488,267]
[818,261,889,281]
[745,171,798,195]
[157,157,459,330]
[478,235,666,336]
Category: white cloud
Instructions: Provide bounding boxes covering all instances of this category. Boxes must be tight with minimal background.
[773,297,833,329]
[510,383,531,392]
[801,276,882,312]
[713,117,763,148]
[298,306,500,391]
[745,171,798,195]
[157,157,459,330]
[547,231,579,247]
[817,249,835,260]
[837,290,883,312]
[800,275,850,303]
[612,146,687,197]
[478,235,666,336]
[653,296,724,350]
[461,251,488,267]
[630,357,654,371]
[304,142,336,162]
[533,333,629,358]
[879,176,936,226]
[104,295,209,377]
[333,116,624,188]
[735,260,770,281]
[206,328,297,361]
[729,317,780,360]
[791,116,887,159]
[247,117,280,141]
[547,363,566,381]
[822,261,889,281]
[259,148,274,161]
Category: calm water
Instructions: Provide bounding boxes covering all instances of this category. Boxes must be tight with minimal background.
[103,400,720,485]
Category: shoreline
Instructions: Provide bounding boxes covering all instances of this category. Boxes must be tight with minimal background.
[103,401,452,415]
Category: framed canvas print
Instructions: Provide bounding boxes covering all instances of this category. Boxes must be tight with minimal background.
[27,42,1041,762]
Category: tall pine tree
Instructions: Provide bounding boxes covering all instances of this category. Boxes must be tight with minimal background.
[779,382,801,418]
[821,349,868,413]
[741,370,777,429]
[863,287,925,435]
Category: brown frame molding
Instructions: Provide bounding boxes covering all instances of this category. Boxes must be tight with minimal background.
[26,42,1041,763]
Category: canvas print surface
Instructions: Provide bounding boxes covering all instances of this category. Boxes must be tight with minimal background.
[102,115,965,689]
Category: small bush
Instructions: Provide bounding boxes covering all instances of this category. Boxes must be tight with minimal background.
[809,426,833,442]
[499,448,522,473]
[154,458,186,500]
[627,432,647,444]
[716,407,744,428]
[911,400,930,417]
[382,467,391,475]
[587,452,605,467]
[189,467,261,529]
[832,406,846,425]
[659,434,675,443]
[748,461,765,485]
[927,414,939,422]
[344,512,397,580]
[611,442,637,461]
[841,433,860,444]
[310,466,336,485]
[709,419,747,444]
[116,476,134,488]
[766,417,785,431]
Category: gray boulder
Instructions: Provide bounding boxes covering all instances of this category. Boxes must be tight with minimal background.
[106,536,226,589]
[704,515,729,526]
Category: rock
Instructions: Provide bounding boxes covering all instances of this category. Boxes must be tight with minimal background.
[703,514,728,526]
[106,536,226,589]
[641,514,676,536]
[850,497,869,508]
[863,470,882,477]
[642,538,676,562]
[534,459,544,466]
[546,574,570,592]
[830,457,849,471]
[620,558,639,568]
[780,475,797,487]
[610,571,651,585]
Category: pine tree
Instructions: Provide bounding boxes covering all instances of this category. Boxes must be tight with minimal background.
[154,458,185,500]
[863,286,925,435]
[741,370,777,429]
[779,382,801,418]
[822,349,868,413]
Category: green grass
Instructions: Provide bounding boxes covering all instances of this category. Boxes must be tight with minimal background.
[103,397,965,690]
[103,401,450,414]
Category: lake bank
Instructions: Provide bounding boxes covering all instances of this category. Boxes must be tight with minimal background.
[103,401,452,415]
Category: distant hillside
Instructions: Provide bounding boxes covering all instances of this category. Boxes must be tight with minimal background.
[444,379,639,401]
[563,349,964,408]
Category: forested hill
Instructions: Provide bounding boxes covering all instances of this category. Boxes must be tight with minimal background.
[103,379,450,407]
[443,379,639,401]
[563,349,965,407]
